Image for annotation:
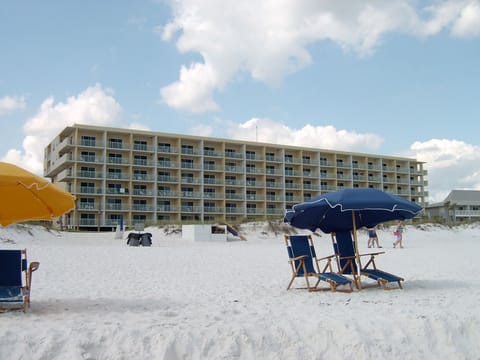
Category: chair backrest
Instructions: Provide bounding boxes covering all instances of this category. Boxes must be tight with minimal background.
[140,233,152,246]
[0,250,23,287]
[286,235,317,275]
[127,233,140,246]
[332,231,358,274]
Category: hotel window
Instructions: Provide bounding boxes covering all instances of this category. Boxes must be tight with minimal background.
[204,174,216,184]
[81,151,96,162]
[80,166,95,178]
[134,140,148,151]
[133,170,147,180]
[158,200,171,211]
[108,168,121,179]
[80,182,95,194]
[204,188,216,198]
[181,144,194,155]
[226,162,236,172]
[158,171,171,182]
[158,143,171,153]
[134,155,147,166]
[225,148,236,157]
[204,146,215,156]
[204,160,215,170]
[108,138,123,149]
[133,184,147,195]
[79,198,95,210]
[107,199,122,210]
[181,159,194,169]
[246,150,256,160]
[81,135,96,147]
[158,186,171,196]
[108,153,122,164]
[181,187,194,197]
[181,173,194,183]
[225,175,236,185]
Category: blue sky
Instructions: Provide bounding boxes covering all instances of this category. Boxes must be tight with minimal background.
[1,0,480,202]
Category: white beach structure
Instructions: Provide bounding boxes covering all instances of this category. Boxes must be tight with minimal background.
[182,224,229,242]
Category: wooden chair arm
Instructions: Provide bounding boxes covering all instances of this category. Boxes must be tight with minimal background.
[29,262,40,272]
[292,255,308,261]
[358,252,385,257]
[318,254,336,261]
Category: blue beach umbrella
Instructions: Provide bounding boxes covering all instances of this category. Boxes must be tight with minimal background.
[284,188,423,234]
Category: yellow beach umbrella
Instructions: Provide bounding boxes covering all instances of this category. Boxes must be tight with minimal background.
[0,162,76,227]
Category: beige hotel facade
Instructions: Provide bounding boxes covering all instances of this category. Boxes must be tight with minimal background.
[44,124,428,230]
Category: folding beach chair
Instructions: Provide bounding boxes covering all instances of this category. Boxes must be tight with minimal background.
[285,234,353,292]
[332,231,404,290]
[0,249,40,312]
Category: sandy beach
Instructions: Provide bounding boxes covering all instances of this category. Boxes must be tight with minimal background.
[1,222,479,359]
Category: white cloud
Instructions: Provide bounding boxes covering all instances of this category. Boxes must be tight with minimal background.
[0,95,26,116]
[159,0,480,113]
[2,84,123,175]
[406,139,480,203]
[220,117,383,152]
[451,1,480,37]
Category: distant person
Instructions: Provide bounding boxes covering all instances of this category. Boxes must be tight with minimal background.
[367,226,381,248]
[393,221,404,248]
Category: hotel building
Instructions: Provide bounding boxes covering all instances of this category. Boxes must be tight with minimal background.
[44,124,428,230]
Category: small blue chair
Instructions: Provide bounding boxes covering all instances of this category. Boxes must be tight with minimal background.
[0,249,40,312]
[332,231,403,290]
[285,234,353,292]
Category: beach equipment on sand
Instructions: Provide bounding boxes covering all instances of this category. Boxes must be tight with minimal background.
[0,162,75,226]
[284,188,422,289]
[331,230,404,290]
[0,249,39,312]
[284,188,422,233]
[285,234,353,292]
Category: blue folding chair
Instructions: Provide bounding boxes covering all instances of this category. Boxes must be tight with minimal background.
[285,234,353,292]
[332,231,403,290]
[0,249,40,312]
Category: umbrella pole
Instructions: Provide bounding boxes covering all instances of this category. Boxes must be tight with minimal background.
[352,210,363,290]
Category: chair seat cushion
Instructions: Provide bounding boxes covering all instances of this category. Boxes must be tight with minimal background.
[319,272,352,285]
[362,269,403,283]
[0,286,26,302]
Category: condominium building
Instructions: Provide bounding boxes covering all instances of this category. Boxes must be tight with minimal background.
[44,124,428,230]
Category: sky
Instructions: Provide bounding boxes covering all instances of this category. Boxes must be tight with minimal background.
[1,0,479,203]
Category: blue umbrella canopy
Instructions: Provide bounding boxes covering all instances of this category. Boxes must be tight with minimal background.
[284,188,423,233]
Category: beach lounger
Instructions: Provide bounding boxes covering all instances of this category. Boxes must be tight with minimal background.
[332,231,404,290]
[0,249,40,312]
[285,234,353,292]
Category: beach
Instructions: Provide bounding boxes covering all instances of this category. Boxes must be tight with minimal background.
[1,222,479,359]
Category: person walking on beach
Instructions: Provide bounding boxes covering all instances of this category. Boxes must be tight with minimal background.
[393,221,404,248]
[367,226,381,248]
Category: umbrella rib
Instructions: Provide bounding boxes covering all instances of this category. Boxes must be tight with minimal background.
[18,181,55,216]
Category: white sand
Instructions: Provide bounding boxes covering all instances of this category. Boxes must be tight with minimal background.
[1,222,479,360]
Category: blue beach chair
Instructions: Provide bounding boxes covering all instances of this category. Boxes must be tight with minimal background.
[0,249,40,312]
[285,234,353,292]
[332,231,403,290]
